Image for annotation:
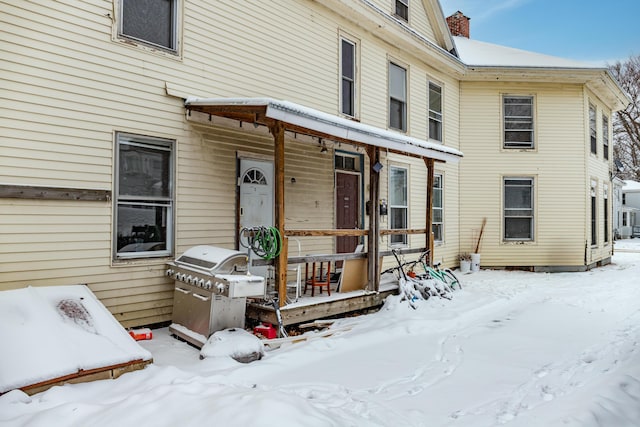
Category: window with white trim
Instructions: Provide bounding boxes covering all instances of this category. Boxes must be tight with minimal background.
[604,184,609,243]
[119,0,179,53]
[428,82,443,142]
[591,180,597,245]
[115,132,174,259]
[432,174,443,242]
[394,0,409,21]
[603,115,609,160]
[589,103,597,154]
[504,177,534,240]
[503,96,534,148]
[340,37,357,117]
[389,61,407,132]
[389,165,408,245]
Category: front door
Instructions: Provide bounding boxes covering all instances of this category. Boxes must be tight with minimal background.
[239,158,274,278]
[336,171,360,256]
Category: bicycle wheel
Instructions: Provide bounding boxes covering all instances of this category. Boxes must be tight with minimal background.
[443,269,462,290]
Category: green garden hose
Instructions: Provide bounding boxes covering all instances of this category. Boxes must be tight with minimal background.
[240,226,283,260]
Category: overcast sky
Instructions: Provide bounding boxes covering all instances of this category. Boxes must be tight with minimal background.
[440,0,640,66]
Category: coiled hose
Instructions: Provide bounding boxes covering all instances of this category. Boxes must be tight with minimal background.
[240,226,283,260]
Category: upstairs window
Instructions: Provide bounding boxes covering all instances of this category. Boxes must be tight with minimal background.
[115,133,174,259]
[603,115,609,160]
[504,178,534,240]
[589,103,597,154]
[119,0,179,53]
[340,38,357,117]
[389,165,408,246]
[428,82,443,142]
[394,0,409,21]
[432,174,443,242]
[503,96,534,148]
[389,62,407,132]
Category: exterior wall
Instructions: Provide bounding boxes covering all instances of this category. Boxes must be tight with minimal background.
[0,0,461,326]
[459,82,592,268]
[585,89,614,265]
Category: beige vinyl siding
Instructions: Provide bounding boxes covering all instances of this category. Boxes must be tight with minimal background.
[584,89,614,263]
[1,0,460,326]
[459,82,588,267]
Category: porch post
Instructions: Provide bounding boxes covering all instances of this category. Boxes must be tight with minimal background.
[424,158,435,266]
[367,146,381,291]
[270,121,288,306]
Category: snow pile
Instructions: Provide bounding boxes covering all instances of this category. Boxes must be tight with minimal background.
[200,328,265,363]
[0,285,152,394]
[1,245,640,426]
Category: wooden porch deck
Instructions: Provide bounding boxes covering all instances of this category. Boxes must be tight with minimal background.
[246,281,399,327]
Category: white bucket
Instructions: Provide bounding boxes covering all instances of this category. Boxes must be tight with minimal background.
[470,253,481,272]
[459,260,471,274]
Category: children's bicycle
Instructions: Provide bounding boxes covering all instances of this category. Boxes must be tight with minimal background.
[382,249,462,307]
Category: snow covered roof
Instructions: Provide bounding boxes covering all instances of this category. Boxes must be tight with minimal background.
[453,36,600,69]
[185,97,463,163]
[623,180,640,191]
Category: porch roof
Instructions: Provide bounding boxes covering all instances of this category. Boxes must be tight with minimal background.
[185,97,463,163]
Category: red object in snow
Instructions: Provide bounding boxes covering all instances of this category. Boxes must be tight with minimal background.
[253,323,277,339]
[129,328,153,341]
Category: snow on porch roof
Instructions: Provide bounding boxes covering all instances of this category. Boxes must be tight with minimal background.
[185,97,463,163]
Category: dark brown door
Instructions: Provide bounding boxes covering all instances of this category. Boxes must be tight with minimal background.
[336,172,360,255]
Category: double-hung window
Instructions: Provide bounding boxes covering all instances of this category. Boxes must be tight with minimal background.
[394,0,409,21]
[504,178,534,240]
[428,82,443,142]
[389,62,407,132]
[603,115,609,160]
[115,133,174,259]
[432,174,443,242]
[340,38,357,117]
[604,184,609,243]
[503,96,534,148]
[589,103,597,154]
[389,165,408,245]
[119,0,179,53]
[590,180,597,245]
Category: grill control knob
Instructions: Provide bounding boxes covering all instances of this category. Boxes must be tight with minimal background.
[166,268,174,277]
[216,283,225,293]
[178,273,186,282]
[198,278,205,287]
[186,275,193,284]
[205,280,212,289]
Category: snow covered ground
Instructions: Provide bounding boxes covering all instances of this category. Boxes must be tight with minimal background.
[2,241,640,426]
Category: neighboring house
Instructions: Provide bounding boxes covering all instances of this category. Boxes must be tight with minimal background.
[0,1,628,328]
[612,176,624,239]
[620,180,640,238]
[448,12,629,271]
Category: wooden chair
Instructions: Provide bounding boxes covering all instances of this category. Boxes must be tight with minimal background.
[304,261,331,296]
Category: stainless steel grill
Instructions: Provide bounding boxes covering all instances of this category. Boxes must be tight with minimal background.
[166,245,265,347]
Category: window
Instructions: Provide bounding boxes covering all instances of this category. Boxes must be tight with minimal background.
[603,115,609,160]
[604,184,609,243]
[589,103,597,154]
[115,133,174,259]
[591,180,597,245]
[428,82,443,142]
[394,0,409,21]
[432,174,443,242]
[389,166,408,245]
[335,153,361,172]
[503,96,534,148]
[340,38,357,117]
[119,0,179,53]
[623,193,626,205]
[623,212,628,227]
[389,62,407,132]
[504,178,534,240]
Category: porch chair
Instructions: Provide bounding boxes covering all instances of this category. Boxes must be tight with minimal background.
[304,259,331,296]
[286,237,302,302]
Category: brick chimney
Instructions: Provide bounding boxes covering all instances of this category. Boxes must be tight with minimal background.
[446,11,470,38]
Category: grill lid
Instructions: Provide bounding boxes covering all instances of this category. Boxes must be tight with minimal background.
[174,245,248,275]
